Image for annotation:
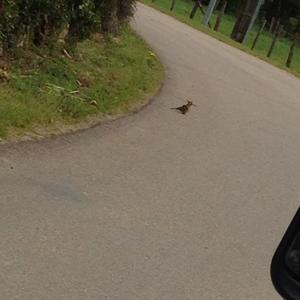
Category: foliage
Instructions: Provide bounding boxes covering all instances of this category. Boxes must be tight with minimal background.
[67,0,98,45]
[0,0,137,56]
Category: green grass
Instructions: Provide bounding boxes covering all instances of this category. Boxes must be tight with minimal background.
[0,26,163,139]
[140,0,300,77]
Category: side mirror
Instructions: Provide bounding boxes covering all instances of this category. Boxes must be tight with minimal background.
[271,208,300,300]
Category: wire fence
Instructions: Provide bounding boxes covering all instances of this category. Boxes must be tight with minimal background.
[150,0,300,71]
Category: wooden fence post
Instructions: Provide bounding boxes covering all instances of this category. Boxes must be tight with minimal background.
[189,0,213,28]
[203,0,218,27]
[286,33,299,68]
[267,22,283,58]
[190,1,199,19]
[170,0,176,11]
[251,19,267,50]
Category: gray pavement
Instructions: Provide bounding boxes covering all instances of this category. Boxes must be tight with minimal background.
[1,3,300,299]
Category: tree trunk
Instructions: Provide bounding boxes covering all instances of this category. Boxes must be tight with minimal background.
[67,18,79,47]
[231,0,261,43]
[101,0,119,34]
[33,15,46,46]
[214,0,227,32]
[0,1,4,14]
[269,16,275,32]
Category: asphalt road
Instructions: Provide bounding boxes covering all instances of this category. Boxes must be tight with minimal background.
[1,3,300,299]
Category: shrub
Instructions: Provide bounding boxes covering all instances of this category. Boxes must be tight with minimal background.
[0,0,136,56]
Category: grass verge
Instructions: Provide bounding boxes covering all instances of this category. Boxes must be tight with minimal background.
[140,0,300,78]
[0,26,164,140]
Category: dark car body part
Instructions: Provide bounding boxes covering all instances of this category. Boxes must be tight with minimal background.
[271,208,300,300]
